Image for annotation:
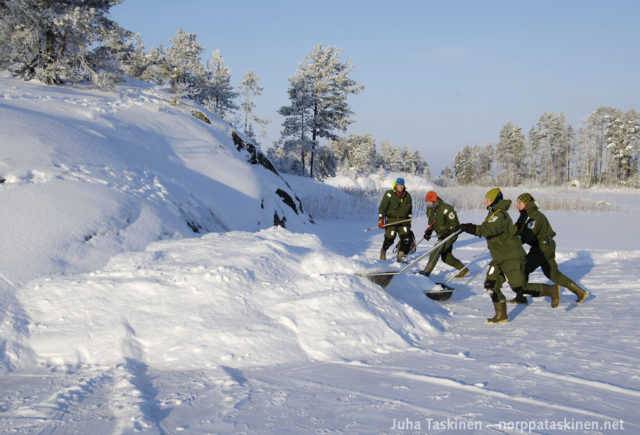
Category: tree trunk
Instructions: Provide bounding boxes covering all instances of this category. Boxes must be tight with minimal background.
[310,103,318,178]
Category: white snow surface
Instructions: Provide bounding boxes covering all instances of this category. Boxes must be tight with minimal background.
[1,74,639,434]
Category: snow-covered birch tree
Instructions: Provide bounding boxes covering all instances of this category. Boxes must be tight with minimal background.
[238,69,264,138]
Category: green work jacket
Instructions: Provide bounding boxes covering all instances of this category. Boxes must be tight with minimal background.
[475,199,524,263]
[426,199,459,237]
[378,189,412,225]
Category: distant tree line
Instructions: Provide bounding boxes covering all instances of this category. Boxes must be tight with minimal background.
[268,132,430,180]
[448,109,640,187]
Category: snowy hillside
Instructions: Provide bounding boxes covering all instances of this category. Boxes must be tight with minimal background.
[1,73,639,434]
[0,72,311,288]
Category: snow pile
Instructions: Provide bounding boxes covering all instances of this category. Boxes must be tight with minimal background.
[0,73,311,288]
[14,227,440,370]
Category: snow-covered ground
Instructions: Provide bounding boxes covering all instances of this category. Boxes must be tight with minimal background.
[1,74,639,434]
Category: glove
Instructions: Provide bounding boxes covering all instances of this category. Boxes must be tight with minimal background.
[423,228,433,240]
[459,223,477,235]
[378,219,385,229]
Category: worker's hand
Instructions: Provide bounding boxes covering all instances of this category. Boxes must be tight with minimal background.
[459,223,477,235]
[378,219,385,229]
[423,228,433,240]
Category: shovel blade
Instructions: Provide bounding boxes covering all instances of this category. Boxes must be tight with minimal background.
[424,282,456,301]
[365,273,395,289]
[424,290,453,301]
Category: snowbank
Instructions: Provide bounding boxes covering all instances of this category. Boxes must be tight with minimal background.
[15,227,441,370]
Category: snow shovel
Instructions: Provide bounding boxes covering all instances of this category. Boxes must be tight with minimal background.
[425,249,489,301]
[363,218,412,232]
[357,230,462,289]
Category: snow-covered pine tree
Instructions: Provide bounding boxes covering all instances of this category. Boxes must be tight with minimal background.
[0,0,128,86]
[281,44,363,178]
[164,28,206,105]
[453,145,473,184]
[329,136,350,170]
[604,110,640,185]
[529,112,574,185]
[380,141,405,172]
[380,141,394,170]
[85,23,138,88]
[312,145,338,180]
[203,49,238,120]
[347,134,376,174]
[578,107,618,185]
[496,122,525,186]
[400,146,416,174]
[135,44,166,85]
[278,73,315,175]
[413,150,430,178]
[120,34,153,81]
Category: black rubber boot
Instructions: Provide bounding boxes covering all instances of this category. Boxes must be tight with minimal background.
[507,292,528,305]
[566,281,589,303]
[487,302,509,323]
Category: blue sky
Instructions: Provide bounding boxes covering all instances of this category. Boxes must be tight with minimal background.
[111,0,640,174]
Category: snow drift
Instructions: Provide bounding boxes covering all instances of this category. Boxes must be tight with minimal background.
[16,228,440,370]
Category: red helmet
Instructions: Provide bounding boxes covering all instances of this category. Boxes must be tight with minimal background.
[425,191,438,202]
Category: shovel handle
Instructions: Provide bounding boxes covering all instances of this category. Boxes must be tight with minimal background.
[442,248,489,285]
[363,218,412,232]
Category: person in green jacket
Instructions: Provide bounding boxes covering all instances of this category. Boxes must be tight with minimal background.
[510,192,589,304]
[421,190,468,278]
[378,178,412,262]
[458,188,560,323]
